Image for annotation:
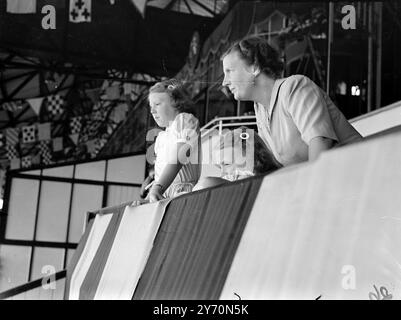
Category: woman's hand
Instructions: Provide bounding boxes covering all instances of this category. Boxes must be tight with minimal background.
[148,184,165,203]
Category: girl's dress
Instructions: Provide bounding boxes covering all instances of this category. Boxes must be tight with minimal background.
[154,112,201,198]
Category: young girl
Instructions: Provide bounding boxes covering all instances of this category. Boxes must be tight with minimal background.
[193,126,281,191]
[217,126,282,181]
[146,79,201,202]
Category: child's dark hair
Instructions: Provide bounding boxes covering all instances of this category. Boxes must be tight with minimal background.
[217,126,282,175]
[148,78,193,113]
[221,36,284,79]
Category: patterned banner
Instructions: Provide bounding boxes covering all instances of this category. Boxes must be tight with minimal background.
[6,145,19,160]
[6,128,19,146]
[70,117,82,134]
[10,158,21,170]
[69,134,79,145]
[1,101,21,112]
[6,0,36,14]
[46,95,64,116]
[69,0,92,23]
[38,123,51,141]
[52,137,64,152]
[21,156,32,168]
[22,125,36,143]
[38,141,52,165]
[27,97,44,115]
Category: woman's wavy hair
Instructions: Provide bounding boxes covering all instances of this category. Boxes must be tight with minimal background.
[148,78,194,113]
[221,36,284,79]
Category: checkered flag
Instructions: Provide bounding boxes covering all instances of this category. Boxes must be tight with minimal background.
[6,144,19,160]
[39,141,53,165]
[70,116,82,134]
[46,95,64,116]
[22,156,32,168]
[22,125,36,143]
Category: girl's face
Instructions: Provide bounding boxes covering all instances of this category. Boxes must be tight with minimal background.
[222,51,255,101]
[148,92,179,127]
[217,145,254,180]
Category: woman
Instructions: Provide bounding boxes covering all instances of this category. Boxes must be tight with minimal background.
[221,36,363,166]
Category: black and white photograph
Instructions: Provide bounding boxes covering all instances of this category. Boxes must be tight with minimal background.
[0,0,400,305]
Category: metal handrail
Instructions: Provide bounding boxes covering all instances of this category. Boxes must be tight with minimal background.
[200,115,257,138]
[201,115,257,131]
[0,270,66,300]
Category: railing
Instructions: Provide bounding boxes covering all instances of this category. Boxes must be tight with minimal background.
[200,115,257,138]
[0,270,66,300]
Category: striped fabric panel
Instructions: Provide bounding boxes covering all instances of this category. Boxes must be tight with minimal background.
[133,177,263,300]
[220,132,401,299]
[64,218,95,299]
[79,207,126,300]
[67,213,114,300]
[6,128,19,146]
[93,200,170,299]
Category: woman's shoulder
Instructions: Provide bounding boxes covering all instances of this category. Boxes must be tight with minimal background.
[280,74,320,95]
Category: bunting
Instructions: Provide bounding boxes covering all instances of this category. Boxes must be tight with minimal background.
[69,0,92,23]
[38,141,52,165]
[21,156,32,168]
[105,85,120,100]
[6,145,19,160]
[6,128,19,146]
[22,125,36,144]
[46,95,64,116]
[38,123,51,141]
[69,134,79,145]
[6,0,36,14]
[10,158,21,170]
[1,101,21,113]
[130,0,147,18]
[52,137,64,152]
[27,97,44,115]
[70,117,82,134]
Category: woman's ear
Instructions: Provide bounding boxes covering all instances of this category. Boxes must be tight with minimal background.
[252,66,261,77]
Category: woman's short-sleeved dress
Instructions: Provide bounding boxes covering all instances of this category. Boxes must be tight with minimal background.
[154,112,201,198]
[254,75,363,166]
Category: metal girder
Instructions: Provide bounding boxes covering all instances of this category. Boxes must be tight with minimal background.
[191,0,217,17]
[8,71,38,101]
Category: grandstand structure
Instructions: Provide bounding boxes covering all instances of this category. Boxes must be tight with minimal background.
[0,1,400,299]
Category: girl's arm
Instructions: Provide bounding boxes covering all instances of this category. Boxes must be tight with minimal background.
[148,142,187,202]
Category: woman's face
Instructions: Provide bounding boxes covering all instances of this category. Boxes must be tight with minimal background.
[148,92,179,127]
[222,51,255,101]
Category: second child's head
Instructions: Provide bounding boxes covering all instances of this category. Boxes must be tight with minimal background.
[215,127,282,180]
[148,79,192,128]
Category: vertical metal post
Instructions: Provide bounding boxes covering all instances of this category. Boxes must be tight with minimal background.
[326,2,334,94]
[367,2,373,112]
[375,2,382,110]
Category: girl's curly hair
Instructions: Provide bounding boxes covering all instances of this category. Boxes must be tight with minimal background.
[148,78,194,113]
